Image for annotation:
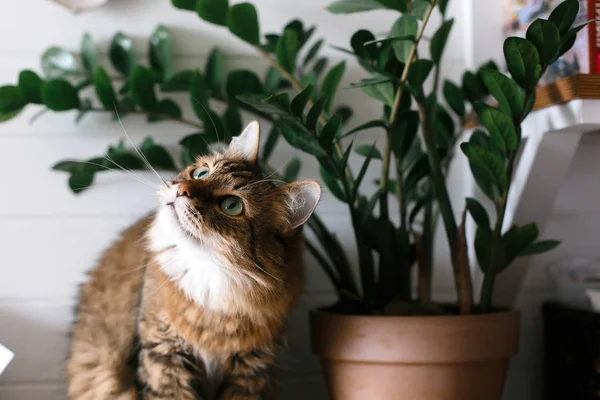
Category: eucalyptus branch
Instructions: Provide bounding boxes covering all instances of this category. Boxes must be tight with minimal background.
[379,0,437,220]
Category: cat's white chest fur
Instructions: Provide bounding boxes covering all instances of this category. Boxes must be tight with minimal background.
[148,208,237,311]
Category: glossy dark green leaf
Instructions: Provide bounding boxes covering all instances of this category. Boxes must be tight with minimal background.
[474,103,517,152]
[412,0,430,20]
[284,20,306,47]
[500,223,539,270]
[262,123,280,162]
[227,3,260,45]
[180,133,210,165]
[442,80,465,118]
[236,93,290,116]
[279,120,327,157]
[479,68,524,118]
[465,197,490,229]
[81,33,97,74]
[556,23,590,61]
[109,32,136,76]
[154,99,182,120]
[326,0,386,14]
[355,143,382,159]
[335,105,353,124]
[462,70,483,103]
[321,61,346,112]
[320,165,346,201]
[276,29,299,74]
[149,25,174,81]
[291,84,313,118]
[354,144,377,195]
[0,107,24,122]
[303,39,324,67]
[161,70,194,92]
[469,129,505,159]
[548,0,579,35]
[68,168,94,194]
[264,93,291,114]
[349,77,394,89]
[171,0,196,10]
[284,157,302,181]
[338,140,354,172]
[139,137,176,169]
[503,37,541,88]
[190,71,212,123]
[319,114,342,149]
[41,47,79,78]
[351,30,378,59]
[408,194,430,224]
[461,142,507,192]
[430,19,454,64]
[391,110,419,159]
[360,79,395,106]
[475,227,492,273]
[226,70,264,99]
[41,79,80,111]
[205,48,224,94]
[196,0,229,25]
[264,67,283,93]
[374,0,407,11]
[407,59,434,87]
[306,95,327,131]
[18,70,43,104]
[518,240,560,257]
[93,67,116,110]
[223,105,242,142]
[526,19,560,65]
[313,57,328,77]
[130,66,158,111]
[0,85,26,114]
[391,15,418,62]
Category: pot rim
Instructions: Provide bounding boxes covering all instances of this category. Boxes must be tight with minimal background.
[311,306,518,321]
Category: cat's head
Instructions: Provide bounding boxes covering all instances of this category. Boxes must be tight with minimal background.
[148,121,320,283]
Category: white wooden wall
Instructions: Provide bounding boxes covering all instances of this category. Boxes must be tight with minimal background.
[0,0,555,399]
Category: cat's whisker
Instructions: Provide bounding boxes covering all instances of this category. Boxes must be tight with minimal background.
[112,102,169,188]
[252,263,282,283]
[81,160,161,190]
[247,160,291,188]
[102,155,162,190]
[192,97,220,143]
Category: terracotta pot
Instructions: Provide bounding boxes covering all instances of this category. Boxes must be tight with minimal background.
[310,309,520,400]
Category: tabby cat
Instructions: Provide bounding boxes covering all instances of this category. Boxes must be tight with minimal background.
[66,121,321,399]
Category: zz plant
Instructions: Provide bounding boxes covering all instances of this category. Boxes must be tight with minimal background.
[0,0,584,314]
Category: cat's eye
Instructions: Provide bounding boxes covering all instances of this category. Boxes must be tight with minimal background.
[192,167,210,179]
[220,196,243,216]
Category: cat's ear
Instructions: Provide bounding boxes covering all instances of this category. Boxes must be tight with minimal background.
[282,180,321,231]
[229,121,260,164]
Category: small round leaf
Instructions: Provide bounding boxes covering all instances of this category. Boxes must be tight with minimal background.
[41,79,80,111]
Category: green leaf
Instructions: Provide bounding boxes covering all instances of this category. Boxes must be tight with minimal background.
[342,119,386,139]
[474,103,517,152]
[412,0,430,19]
[354,143,377,194]
[461,142,507,194]
[462,70,483,103]
[291,84,313,118]
[69,168,94,194]
[526,19,560,66]
[479,68,524,118]
[320,166,346,201]
[171,0,196,10]
[0,86,26,114]
[196,0,229,25]
[284,20,306,48]
[139,137,176,169]
[326,0,385,14]
[264,93,291,114]
[338,140,354,172]
[313,57,328,77]
[109,32,136,76]
[391,15,418,63]
[93,67,116,110]
[443,80,465,118]
[503,37,541,88]
[430,19,454,64]
[0,107,24,122]
[264,67,283,93]
[548,0,579,35]
[465,197,490,229]
[17,70,43,104]
[149,25,174,81]
[321,61,346,112]
[284,157,302,181]
[41,79,80,111]
[223,105,242,142]
[407,59,434,88]
[41,47,79,78]
[501,223,539,270]
[351,30,378,59]
[152,99,182,121]
[161,70,194,92]
[227,3,260,45]
[226,70,264,99]
[374,0,407,12]
[355,144,382,159]
[262,123,280,162]
[276,29,299,74]
[81,33,97,74]
[306,95,327,131]
[279,120,327,157]
[130,66,158,111]
[180,133,210,165]
[335,105,353,124]
[556,23,590,61]
[439,0,449,15]
[236,93,290,116]
[475,227,492,273]
[205,48,224,94]
[303,39,324,67]
[391,110,419,158]
[319,114,342,149]
[518,240,560,257]
[360,77,395,106]
[189,71,211,122]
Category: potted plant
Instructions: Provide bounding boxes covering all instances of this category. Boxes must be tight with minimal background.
[0,0,585,398]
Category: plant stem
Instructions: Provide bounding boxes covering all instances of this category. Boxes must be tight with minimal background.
[379,0,436,220]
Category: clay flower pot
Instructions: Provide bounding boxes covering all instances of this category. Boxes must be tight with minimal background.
[310,309,520,400]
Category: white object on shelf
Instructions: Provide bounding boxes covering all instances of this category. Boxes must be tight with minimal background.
[50,0,109,14]
[0,344,14,376]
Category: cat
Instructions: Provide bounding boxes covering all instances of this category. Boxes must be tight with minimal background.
[66,121,321,400]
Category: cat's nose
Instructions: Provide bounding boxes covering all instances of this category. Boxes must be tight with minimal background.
[177,182,192,198]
